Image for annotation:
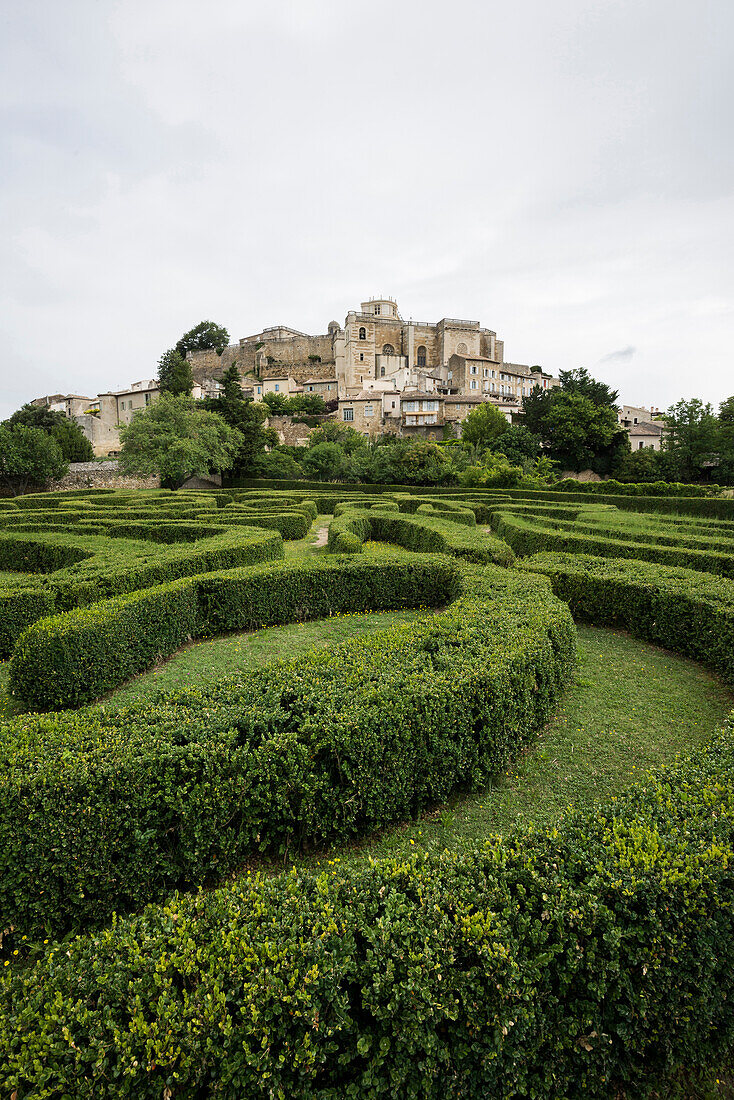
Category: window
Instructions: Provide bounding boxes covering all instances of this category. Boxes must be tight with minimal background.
[424,401,438,411]
[380,365,386,377]
[391,401,396,409]
[424,414,437,424]
[638,441,644,449]
[417,345,427,367]
[144,393,151,405]
[491,370,496,378]
[483,382,489,391]
[374,305,381,315]
[470,365,478,375]
[257,386,262,394]
[471,380,477,390]
[483,368,489,377]
[359,327,366,340]
[406,415,416,425]
[456,341,467,355]
[327,384,332,391]
[364,405,374,418]
[308,385,314,391]
[382,344,394,355]
[359,353,364,361]
[404,401,418,412]
[447,370,453,380]
[274,384,280,392]
[343,408,354,421]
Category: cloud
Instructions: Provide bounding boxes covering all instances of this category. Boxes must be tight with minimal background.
[598,346,637,364]
[1,0,733,421]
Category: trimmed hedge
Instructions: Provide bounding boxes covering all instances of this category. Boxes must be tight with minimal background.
[0,526,283,656]
[0,561,574,940]
[491,508,734,576]
[2,718,733,1099]
[328,508,514,566]
[10,553,452,709]
[519,551,734,686]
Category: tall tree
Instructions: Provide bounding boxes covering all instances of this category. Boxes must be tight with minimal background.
[460,402,509,449]
[175,321,230,358]
[0,425,68,495]
[662,399,719,482]
[157,349,193,396]
[5,403,94,461]
[558,367,619,408]
[203,364,277,473]
[119,393,242,488]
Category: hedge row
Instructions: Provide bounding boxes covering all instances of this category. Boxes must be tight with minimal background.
[491,509,734,576]
[2,717,733,1099]
[0,561,574,940]
[519,551,734,686]
[328,508,514,565]
[0,526,283,656]
[9,551,453,709]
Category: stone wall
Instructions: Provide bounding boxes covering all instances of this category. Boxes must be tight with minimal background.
[266,416,321,447]
[49,461,158,491]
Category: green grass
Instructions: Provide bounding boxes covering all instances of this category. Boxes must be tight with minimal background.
[290,624,734,872]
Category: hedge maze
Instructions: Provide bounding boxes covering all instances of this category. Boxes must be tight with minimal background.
[2,485,734,1097]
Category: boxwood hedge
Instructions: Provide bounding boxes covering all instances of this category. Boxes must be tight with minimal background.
[0,559,575,940]
[328,508,514,566]
[2,717,733,1099]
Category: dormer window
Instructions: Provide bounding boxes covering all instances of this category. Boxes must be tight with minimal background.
[359,327,366,340]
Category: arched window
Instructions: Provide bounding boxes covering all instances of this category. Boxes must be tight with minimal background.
[382,343,394,355]
[380,365,386,377]
[456,341,467,355]
[359,327,366,340]
[417,345,427,368]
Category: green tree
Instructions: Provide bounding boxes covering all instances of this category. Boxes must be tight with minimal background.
[558,367,619,408]
[301,442,350,481]
[367,438,457,486]
[485,424,540,465]
[716,396,734,485]
[5,403,94,461]
[175,321,230,358]
[308,422,368,455]
[458,450,524,488]
[543,392,627,472]
[521,385,555,435]
[0,425,68,495]
[460,402,509,449]
[119,393,242,488]
[203,364,277,474]
[614,447,665,483]
[252,450,304,479]
[662,399,719,482]
[158,349,194,396]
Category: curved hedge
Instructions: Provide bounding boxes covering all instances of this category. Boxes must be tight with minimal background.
[519,551,734,686]
[0,525,283,656]
[0,559,574,941]
[328,508,514,566]
[2,718,733,1099]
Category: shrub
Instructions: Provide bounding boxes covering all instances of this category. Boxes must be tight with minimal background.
[2,718,733,1098]
[328,508,514,566]
[0,561,574,940]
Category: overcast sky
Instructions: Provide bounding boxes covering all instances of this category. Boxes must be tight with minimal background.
[2,0,733,420]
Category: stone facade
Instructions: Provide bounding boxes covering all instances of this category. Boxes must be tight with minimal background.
[49,461,158,491]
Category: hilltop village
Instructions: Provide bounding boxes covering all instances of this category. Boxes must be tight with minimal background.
[31,296,663,456]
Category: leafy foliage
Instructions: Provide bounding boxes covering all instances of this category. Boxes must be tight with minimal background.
[157,348,194,395]
[175,319,230,357]
[0,425,67,494]
[119,393,243,487]
[460,401,509,448]
[5,403,94,461]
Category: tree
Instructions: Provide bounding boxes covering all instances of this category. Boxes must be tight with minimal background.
[175,321,230,358]
[662,399,719,482]
[520,385,555,436]
[301,442,350,481]
[485,424,540,465]
[458,451,524,488]
[543,392,627,473]
[203,364,277,474]
[5,403,94,461]
[308,422,368,455]
[158,348,194,396]
[119,393,242,488]
[0,425,68,495]
[367,438,457,486]
[460,403,509,449]
[558,367,619,408]
[718,396,734,485]
[252,450,304,479]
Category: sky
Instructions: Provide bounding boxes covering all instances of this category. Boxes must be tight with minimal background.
[1,0,733,420]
